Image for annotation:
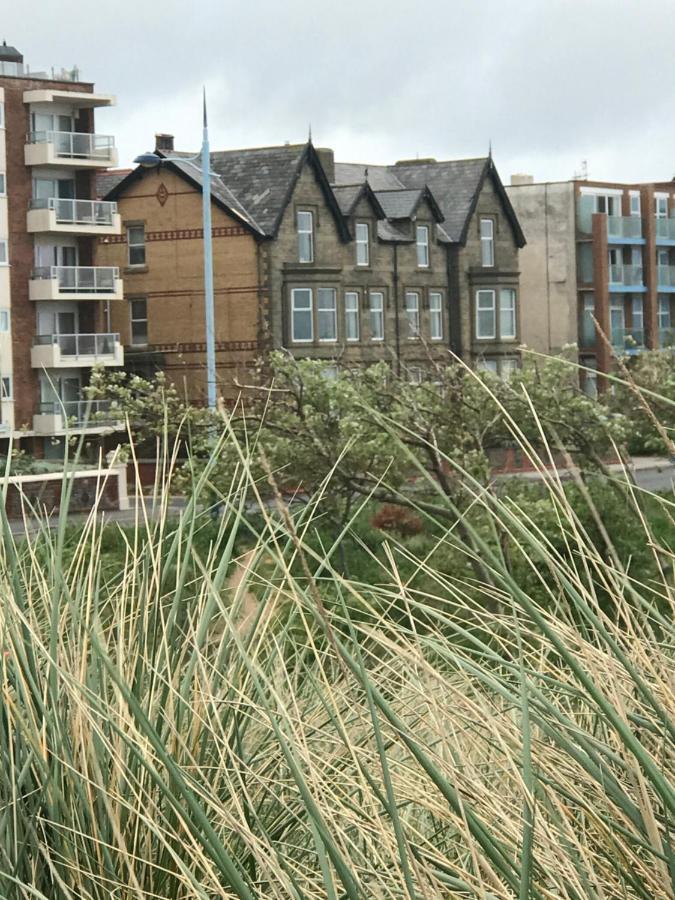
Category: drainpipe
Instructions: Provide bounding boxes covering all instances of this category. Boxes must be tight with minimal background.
[393,243,401,375]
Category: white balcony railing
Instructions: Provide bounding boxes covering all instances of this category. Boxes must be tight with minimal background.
[31,266,120,294]
[33,333,120,358]
[609,264,643,287]
[37,399,116,426]
[26,130,116,161]
[29,197,118,226]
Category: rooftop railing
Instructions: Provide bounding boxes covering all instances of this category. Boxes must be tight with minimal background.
[26,130,115,161]
[29,197,117,226]
[31,266,119,293]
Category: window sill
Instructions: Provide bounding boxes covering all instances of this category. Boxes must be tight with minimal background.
[124,265,148,275]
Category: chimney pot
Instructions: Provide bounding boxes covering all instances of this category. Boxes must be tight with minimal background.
[155,133,174,153]
[510,173,534,186]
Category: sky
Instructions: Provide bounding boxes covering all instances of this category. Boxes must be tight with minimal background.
[5,0,675,184]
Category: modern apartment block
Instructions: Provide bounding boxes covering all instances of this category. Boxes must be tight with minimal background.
[507,175,675,393]
[98,136,526,400]
[0,42,123,454]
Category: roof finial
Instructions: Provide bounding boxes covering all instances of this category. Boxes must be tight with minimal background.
[364,166,369,183]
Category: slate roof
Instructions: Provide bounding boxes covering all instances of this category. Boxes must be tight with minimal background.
[0,43,23,61]
[96,169,132,198]
[332,184,364,216]
[170,156,264,233]
[334,162,403,191]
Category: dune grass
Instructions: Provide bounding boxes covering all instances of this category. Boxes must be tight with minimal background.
[0,407,673,898]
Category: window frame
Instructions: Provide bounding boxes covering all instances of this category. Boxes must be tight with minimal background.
[499,288,517,340]
[408,366,423,385]
[658,296,671,329]
[475,289,496,340]
[655,196,669,219]
[297,210,314,264]
[0,240,7,266]
[405,291,420,339]
[126,224,146,267]
[344,291,360,342]
[480,217,495,267]
[629,192,641,217]
[291,287,313,343]
[0,102,4,129]
[1,376,12,400]
[129,297,148,346]
[416,225,430,268]
[429,291,443,341]
[0,172,5,196]
[355,222,369,267]
[369,291,384,342]
[317,287,338,343]
[0,309,10,333]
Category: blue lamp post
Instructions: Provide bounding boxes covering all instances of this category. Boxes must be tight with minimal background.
[134,91,217,409]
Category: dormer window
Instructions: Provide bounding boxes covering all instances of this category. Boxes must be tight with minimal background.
[297,210,314,263]
[416,225,429,267]
[355,222,369,266]
[480,218,494,267]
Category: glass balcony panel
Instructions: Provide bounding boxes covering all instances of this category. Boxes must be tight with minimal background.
[30,266,120,294]
[611,328,645,352]
[657,265,675,287]
[27,130,116,162]
[609,265,643,286]
[607,216,642,240]
[577,196,594,234]
[656,218,675,241]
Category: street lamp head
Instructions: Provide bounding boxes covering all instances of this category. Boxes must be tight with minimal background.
[134,151,162,168]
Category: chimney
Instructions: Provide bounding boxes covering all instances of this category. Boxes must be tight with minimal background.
[315,147,335,183]
[510,173,534,186]
[155,133,174,153]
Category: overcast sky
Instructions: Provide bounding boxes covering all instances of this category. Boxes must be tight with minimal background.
[6,0,675,183]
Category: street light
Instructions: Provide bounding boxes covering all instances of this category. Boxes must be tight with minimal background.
[134,91,216,409]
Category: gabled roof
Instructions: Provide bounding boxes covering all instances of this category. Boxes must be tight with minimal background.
[334,156,525,247]
[96,169,132,198]
[374,187,444,223]
[331,182,386,219]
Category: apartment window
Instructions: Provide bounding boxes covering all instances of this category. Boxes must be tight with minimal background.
[345,291,359,341]
[630,193,641,217]
[291,288,313,342]
[658,296,671,330]
[405,291,420,338]
[0,241,7,265]
[581,294,595,347]
[369,291,384,341]
[500,358,519,379]
[655,197,668,218]
[631,297,644,342]
[322,365,338,381]
[408,366,423,385]
[499,289,517,340]
[0,173,5,196]
[475,290,496,339]
[429,291,443,341]
[127,225,146,266]
[595,194,620,216]
[130,298,148,346]
[1,377,12,400]
[480,218,494,267]
[0,310,9,333]
[355,223,369,266]
[610,301,625,346]
[297,210,314,263]
[317,288,337,342]
[416,225,429,267]
[583,367,598,399]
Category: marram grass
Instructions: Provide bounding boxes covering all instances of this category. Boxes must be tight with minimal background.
[0,420,673,898]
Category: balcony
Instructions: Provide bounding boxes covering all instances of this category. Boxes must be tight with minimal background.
[656,219,675,244]
[31,333,124,369]
[24,131,118,168]
[27,198,121,236]
[29,266,123,302]
[33,400,121,435]
[611,328,645,355]
[657,264,675,291]
[607,216,644,244]
[608,264,645,291]
[23,89,115,109]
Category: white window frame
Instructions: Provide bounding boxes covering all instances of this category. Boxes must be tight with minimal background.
[0,310,9,332]
[0,173,5,196]
[658,296,671,329]
[317,287,337,342]
[480,218,494,267]
[477,357,498,374]
[369,291,384,341]
[500,358,519,380]
[127,225,146,267]
[416,225,429,268]
[499,289,517,340]
[631,296,644,335]
[0,240,7,265]
[405,291,420,338]
[345,291,359,342]
[475,289,496,339]
[297,210,314,263]
[291,288,313,343]
[629,192,641,217]
[355,222,369,267]
[130,298,148,346]
[429,291,443,341]
[1,377,12,400]
[655,196,669,218]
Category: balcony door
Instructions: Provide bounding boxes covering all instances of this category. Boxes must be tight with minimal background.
[38,309,77,337]
[33,177,76,201]
[31,112,75,134]
[40,374,81,406]
[34,245,78,268]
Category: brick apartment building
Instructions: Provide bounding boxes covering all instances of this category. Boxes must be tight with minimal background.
[99,136,527,396]
[0,41,123,455]
[507,175,675,393]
